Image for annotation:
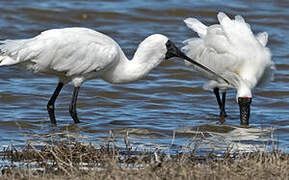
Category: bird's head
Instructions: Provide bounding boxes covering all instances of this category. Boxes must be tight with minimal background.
[139,34,198,62]
[139,34,230,85]
[165,40,189,60]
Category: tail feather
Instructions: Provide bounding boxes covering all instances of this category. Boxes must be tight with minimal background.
[0,55,17,66]
[0,39,31,66]
[184,18,207,38]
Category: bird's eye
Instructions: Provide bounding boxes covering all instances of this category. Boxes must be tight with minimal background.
[165,40,172,48]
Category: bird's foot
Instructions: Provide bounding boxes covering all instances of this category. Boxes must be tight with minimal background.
[71,114,80,123]
[218,117,226,124]
[220,111,227,118]
[73,118,80,124]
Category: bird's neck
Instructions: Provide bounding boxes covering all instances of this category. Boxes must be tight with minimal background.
[102,46,166,84]
[236,80,252,100]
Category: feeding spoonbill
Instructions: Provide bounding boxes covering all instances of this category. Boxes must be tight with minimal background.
[0,27,227,124]
[182,12,275,125]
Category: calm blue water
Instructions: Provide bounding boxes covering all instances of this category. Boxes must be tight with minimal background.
[0,0,288,153]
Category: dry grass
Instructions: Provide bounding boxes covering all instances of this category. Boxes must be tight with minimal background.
[1,140,288,180]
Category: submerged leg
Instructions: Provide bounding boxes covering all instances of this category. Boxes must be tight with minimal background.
[221,91,227,117]
[213,88,227,118]
[214,87,222,113]
[47,82,64,124]
[69,86,80,123]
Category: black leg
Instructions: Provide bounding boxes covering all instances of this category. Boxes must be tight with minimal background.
[213,88,227,118]
[214,87,222,111]
[69,86,80,123]
[221,91,227,117]
[47,82,64,124]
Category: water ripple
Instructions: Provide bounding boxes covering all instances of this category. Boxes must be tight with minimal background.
[0,0,288,153]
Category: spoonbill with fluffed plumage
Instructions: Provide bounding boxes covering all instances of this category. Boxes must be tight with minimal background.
[0,27,227,124]
[182,12,275,125]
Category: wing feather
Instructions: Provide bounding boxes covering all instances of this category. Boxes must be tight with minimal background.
[184,18,208,38]
[183,12,274,90]
[0,28,119,76]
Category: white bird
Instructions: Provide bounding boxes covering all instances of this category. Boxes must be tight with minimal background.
[182,12,275,125]
[0,27,226,124]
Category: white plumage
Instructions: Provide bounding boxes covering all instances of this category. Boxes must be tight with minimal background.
[0,28,166,86]
[0,27,213,124]
[182,12,275,125]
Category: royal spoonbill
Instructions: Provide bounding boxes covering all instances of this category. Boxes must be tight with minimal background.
[182,12,275,125]
[0,27,227,124]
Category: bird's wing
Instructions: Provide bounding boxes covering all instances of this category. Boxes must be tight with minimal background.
[183,12,274,89]
[217,12,274,88]
[182,24,240,87]
[0,28,119,76]
[44,29,120,76]
[217,12,256,48]
[183,15,239,72]
[182,38,239,88]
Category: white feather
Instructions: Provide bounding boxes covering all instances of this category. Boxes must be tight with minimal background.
[0,27,175,123]
[256,32,268,46]
[0,28,171,86]
[183,12,275,100]
[184,18,207,38]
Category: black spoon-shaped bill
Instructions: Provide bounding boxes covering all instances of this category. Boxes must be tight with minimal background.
[165,40,230,85]
[238,97,252,125]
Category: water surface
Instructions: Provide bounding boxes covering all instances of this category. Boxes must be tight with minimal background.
[0,0,288,153]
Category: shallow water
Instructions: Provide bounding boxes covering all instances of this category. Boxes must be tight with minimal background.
[0,0,288,153]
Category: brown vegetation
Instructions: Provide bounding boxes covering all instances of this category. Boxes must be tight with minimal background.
[1,141,288,180]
